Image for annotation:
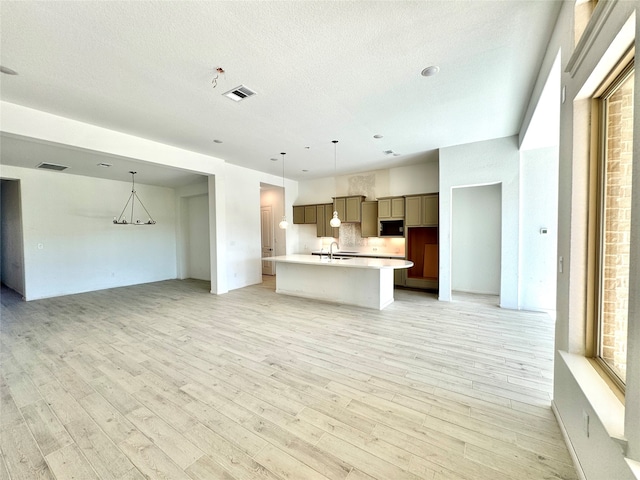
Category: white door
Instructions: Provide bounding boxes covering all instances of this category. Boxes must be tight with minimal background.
[261,205,275,275]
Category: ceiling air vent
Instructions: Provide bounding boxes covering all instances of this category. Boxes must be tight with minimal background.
[36,162,69,171]
[222,85,257,102]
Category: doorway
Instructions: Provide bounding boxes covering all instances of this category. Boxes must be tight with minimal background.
[261,205,275,275]
[260,183,285,276]
[0,179,26,297]
[451,184,502,299]
[182,193,211,281]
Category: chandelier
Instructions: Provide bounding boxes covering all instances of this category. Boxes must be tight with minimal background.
[113,171,157,225]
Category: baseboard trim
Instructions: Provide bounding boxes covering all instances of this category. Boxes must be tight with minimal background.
[552,400,587,480]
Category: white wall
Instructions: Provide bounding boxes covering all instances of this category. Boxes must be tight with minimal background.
[519,146,559,312]
[223,163,299,289]
[1,179,25,295]
[389,161,439,196]
[439,136,520,308]
[0,164,177,300]
[224,164,262,290]
[451,184,501,295]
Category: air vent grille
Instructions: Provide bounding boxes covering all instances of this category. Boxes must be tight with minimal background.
[36,162,68,171]
[223,85,257,102]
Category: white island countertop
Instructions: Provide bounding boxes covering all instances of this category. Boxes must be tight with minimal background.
[264,254,413,269]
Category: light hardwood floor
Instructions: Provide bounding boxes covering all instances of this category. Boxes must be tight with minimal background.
[0,277,577,480]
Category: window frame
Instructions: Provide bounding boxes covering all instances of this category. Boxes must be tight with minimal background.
[587,48,634,394]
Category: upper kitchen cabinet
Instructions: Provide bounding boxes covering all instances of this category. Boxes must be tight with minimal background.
[292,204,318,224]
[333,195,365,223]
[316,203,339,238]
[405,194,438,227]
[361,201,378,237]
[378,196,405,219]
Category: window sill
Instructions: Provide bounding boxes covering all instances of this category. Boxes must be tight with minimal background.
[559,351,626,444]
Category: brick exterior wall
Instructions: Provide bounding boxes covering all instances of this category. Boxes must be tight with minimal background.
[601,71,634,383]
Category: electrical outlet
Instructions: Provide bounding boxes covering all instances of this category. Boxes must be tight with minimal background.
[583,410,589,437]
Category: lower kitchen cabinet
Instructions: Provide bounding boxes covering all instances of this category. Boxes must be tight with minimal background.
[394,268,406,287]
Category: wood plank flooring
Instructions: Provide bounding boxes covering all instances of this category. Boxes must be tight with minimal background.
[0,278,577,480]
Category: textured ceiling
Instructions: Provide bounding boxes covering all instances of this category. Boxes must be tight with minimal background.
[0,1,561,183]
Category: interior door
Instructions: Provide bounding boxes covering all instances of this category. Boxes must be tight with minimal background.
[261,205,275,275]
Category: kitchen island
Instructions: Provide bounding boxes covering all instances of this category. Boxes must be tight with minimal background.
[263,254,413,310]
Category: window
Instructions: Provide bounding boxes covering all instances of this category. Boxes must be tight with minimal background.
[591,55,634,389]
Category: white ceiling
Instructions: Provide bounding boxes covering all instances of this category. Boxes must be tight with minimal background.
[0,1,561,184]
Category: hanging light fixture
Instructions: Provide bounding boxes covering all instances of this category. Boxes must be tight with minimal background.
[329,140,341,228]
[278,152,288,229]
[113,171,157,225]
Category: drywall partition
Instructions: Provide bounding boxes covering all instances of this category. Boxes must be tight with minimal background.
[439,136,520,308]
[0,102,226,176]
[0,179,25,296]
[0,164,177,300]
[519,146,559,312]
[451,184,501,295]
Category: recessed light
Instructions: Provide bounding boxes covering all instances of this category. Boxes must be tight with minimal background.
[213,139,223,144]
[421,65,440,77]
[373,134,383,139]
[270,158,278,161]
[97,162,112,168]
[393,153,401,157]
[0,66,18,75]
[302,169,309,172]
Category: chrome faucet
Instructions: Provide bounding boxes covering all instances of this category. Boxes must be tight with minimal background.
[329,241,339,260]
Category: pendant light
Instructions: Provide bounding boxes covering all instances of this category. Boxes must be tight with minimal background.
[278,152,288,229]
[113,171,157,225]
[329,140,341,228]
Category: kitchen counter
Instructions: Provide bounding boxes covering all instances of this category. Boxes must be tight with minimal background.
[263,254,413,310]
